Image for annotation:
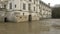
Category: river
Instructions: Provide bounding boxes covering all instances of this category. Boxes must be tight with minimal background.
[0,19,60,34]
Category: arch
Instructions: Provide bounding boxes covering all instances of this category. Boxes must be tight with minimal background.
[28,15,32,22]
[4,17,8,22]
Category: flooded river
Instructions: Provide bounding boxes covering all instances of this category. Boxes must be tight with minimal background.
[0,19,60,34]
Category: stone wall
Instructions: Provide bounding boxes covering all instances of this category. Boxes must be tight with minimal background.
[0,11,39,22]
[5,11,39,22]
[15,15,28,22]
[0,11,5,22]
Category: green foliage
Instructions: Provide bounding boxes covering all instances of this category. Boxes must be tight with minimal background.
[52,7,60,18]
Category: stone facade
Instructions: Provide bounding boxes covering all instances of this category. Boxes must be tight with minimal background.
[0,0,52,22]
[5,0,40,22]
[39,1,52,19]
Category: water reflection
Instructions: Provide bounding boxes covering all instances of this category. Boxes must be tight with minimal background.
[28,22,32,33]
[0,21,50,34]
[0,19,60,34]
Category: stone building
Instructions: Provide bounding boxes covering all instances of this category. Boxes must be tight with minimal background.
[39,1,52,19]
[5,0,40,22]
[0,0,7,22]
[0,0,52,22]
[52,4,60,18]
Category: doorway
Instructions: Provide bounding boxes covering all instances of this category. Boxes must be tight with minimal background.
[4,17,8,22]
[28,15,32,22]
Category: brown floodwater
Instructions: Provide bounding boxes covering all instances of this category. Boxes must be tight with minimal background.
[0,19,60,34]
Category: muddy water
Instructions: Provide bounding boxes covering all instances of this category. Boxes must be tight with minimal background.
[0,19,60,34]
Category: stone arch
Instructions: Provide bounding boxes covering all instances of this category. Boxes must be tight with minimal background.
[28,14,32,22]
[4,17,8,22]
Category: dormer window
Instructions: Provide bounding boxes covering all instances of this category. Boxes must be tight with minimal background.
[10,3,12,9]
[4,5,6,9]
[29,0,31,1]
[23,3,26,10]
[15,4,16,8]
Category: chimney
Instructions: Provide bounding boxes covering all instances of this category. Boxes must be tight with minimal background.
[48,3,50,6]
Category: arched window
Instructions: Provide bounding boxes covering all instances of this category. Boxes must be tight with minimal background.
[10,3,12,9]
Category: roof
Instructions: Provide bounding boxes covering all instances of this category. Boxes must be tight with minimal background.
[40,0,51,8]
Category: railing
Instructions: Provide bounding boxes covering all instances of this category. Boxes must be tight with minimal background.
[0,8,6,11]
[29,10,33,13]
[0,0,10,4]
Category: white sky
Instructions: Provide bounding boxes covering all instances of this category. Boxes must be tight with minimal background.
[42,0,60,6]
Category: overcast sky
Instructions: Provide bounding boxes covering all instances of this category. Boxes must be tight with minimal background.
[42,0,60,6]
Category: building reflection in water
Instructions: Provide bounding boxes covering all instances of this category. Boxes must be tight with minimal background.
[28,22,32,34]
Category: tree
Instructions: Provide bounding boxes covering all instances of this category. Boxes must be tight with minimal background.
[52,7,60,18]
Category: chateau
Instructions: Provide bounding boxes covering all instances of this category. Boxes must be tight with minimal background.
[0,0,52,22]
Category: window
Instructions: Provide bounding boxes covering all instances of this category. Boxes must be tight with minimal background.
[39,7,40,9]
[29,0,31,1]
[34,0,35,4]
[34,7,35,11]
[23,3,26,10]
[28,4,31,10]
[4,5,6,9]
[23,13,24,16]
[20,0,22,1]
[10,3,12,9]
[15,4,16,8]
